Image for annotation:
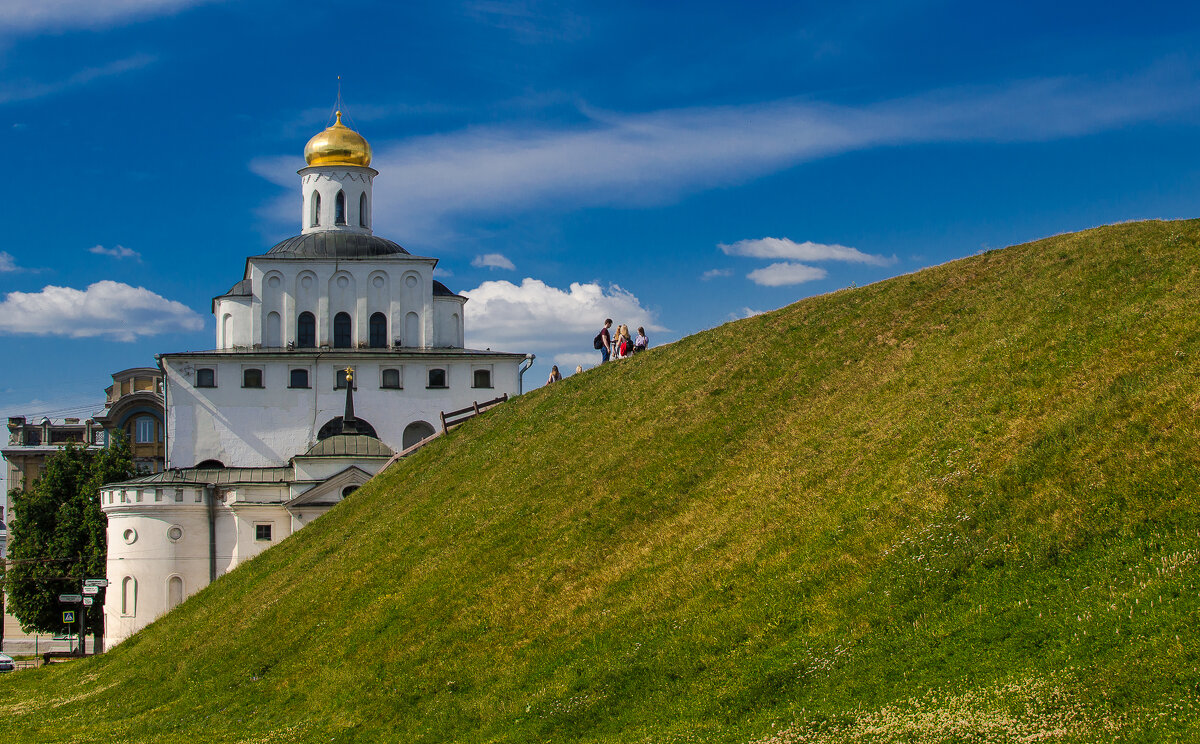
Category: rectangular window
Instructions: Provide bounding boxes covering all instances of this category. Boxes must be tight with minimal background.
[255,523,273,542]
[289,368,310,388]
[427,368,447,389]
[242,368,264,388]
[472,368,493,389]
[154,488,163,502]
[174,489,184,503]
[196,368,216,388]
[334,368,357,390]
[135,417,155,443]
[381,368,402,389]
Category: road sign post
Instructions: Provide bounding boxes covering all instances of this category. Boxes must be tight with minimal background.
[63,610,75,624]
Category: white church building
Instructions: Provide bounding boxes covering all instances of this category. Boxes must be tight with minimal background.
[100,112,532,646]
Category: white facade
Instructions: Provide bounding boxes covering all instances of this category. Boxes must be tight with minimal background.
[101,114,533,647]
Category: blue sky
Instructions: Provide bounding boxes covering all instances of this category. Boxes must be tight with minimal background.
[2,0,1200,448]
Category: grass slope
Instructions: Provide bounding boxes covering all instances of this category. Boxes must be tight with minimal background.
[4,220,1200,743]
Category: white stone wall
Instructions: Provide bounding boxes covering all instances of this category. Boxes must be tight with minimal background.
[234,257,441,350]
[164,353,523,468]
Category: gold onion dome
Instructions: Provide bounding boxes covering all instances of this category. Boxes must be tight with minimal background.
[304,111,372,167]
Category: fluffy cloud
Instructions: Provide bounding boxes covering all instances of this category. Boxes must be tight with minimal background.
[252,67,1199,241]
[0,280,204,341]
[89,244,141,260]
[471,253,516,271]
[720,237,893,266]
[0,252,18,272]
[462,277,663,369]
[746,263,828,287]
[701,268,732,280]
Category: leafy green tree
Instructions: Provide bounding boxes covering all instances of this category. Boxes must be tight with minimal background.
[5,436,134,636]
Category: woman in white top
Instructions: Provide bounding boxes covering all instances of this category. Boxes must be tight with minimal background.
[634,327,648,353]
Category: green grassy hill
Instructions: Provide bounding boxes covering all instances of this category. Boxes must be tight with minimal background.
[4,220,1200,743]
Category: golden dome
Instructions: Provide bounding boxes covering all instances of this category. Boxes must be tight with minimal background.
[304,111,372,167]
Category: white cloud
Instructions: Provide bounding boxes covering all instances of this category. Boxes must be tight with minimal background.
[746,262,828,287]
[729,307,766,320]
[720,237,893,266]
[0,280,204,341]
[251,66,1200,241]
[0,55,155,105]
[471,253,516,271]
[0,252,18,272]
[433,266,454,278]
[0,0,217,34]
[701,268,732,280]
[89,244,141,260]
[461,278,664,369]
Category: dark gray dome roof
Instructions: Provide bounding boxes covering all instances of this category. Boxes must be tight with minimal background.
[262,232,410,259]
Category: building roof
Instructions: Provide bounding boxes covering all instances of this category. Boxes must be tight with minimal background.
[257,233,410,259]
[108,467,292,487]
[301,434,394,458]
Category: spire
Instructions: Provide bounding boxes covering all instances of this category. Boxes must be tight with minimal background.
[342,366,359,435]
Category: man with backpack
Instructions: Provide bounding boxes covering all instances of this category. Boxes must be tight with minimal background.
[594,319,613,363]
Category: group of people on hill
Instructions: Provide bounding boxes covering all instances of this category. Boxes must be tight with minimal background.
[596,318,647,363]
[545,318,651,385]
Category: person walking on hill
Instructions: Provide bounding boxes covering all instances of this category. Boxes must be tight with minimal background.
[634,326,648,353]
[597,319,613,363]
[547,365,562,384]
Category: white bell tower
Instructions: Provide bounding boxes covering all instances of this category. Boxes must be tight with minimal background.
[299,111,378,236]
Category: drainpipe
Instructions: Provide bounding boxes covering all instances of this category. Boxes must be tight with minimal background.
[518,354,535,395]
[205,484,217,583]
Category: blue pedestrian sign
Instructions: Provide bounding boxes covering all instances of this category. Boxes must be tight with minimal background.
[63,610,76,624]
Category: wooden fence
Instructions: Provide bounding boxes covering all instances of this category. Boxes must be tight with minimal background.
[439,394,509,434]
[380,393,510,472]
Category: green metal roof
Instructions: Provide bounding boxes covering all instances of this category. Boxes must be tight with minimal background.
[301,434,394,458]
[107,467,292,488]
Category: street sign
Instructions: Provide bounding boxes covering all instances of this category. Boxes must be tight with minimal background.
[58,594,82,603]
[63,610,76,624]
[83,586,99,595]
[83,597,94,607]
[83,579,109,587]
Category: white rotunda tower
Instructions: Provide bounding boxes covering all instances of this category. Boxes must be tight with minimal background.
[300,111,377,235]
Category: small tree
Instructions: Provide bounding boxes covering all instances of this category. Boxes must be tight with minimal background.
[6,436,134,637]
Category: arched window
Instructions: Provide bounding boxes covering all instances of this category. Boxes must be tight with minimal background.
[168,576,184,610]
[289,369,309,388]
[265,311,281,347]
[427,368,447,388]
[381,368,401,389]
[242,368,263,388]
[297,312,316,348]
[335,190,346,225]
[369,312,387,348]
[473,369,492,389]
[310,192,321,227]
[122,576,137,617]
[405,312,420,348]
[196,368,216,388]
[359,192,368,227]
[342,485,359,498]
[333,312,352,348]
[403,421,436,449]
[195,459,225,469]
